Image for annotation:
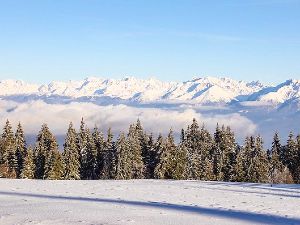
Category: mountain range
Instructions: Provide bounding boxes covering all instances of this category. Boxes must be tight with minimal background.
[0,76,299,109]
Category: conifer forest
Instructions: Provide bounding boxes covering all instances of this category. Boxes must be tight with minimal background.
[0,118,299,184]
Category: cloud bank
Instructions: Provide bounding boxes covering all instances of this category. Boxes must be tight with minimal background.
[0,100,257,145]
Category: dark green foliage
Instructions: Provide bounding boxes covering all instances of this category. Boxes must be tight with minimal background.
[93,126,105,178]
[15,122,27,178]
[34,124,59,179]
[44,149,64,180]
[84,129,98,179]
[235,136,269,183]
[99,128,116,179]
[0,120,17,178]
[21,147,35,179]
[128,124,144,179]
[282,132,299,182]
[213,126,237,181]
[154,130,187,179]
[63,122,80,180]
[1,118,300,184]
[115,133,131,179]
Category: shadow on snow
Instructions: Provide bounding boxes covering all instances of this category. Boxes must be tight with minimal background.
[0,191,299,225]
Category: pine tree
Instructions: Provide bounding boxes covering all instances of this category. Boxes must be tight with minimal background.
[143,134,156,179]
[15,122,27,178]
[282,132,298,182]
[0,120,17,178]
[212,124,224,180]
[154,136,169,179]
[214,126,237,182]
[93,126,105,178]
[44,149,64,180]
[84,128,98,179]
[21,147,35,179]
[154,129,187,179]
[115,133,131,179]
[269,132,285,183]
[185,119,202,179]
[34,124,59,179]
[236,136,269,183]
[292,134,300,183]
[77,118,87,178]
[128,124,144,179]
[99,128,116,179]
[63,122,80,180]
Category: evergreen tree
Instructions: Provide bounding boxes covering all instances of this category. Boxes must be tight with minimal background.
[93,126,105,178]
[214,126,237,182]
[0,120,17,178]
[128,124,144,179]
[282,132,298,182]
[99,128,116,179]
[77,118,87,177]
[115,133,131,179]
[154,130,187,179]
[34,124,59,179]
[21,147,35,179]
[235,136,269,183]
[269,132,285,183]
[84,128,98,179]
[15,122,27,178]
[44,149,64,180]
[143,134,157,179]
[63,122,80,180]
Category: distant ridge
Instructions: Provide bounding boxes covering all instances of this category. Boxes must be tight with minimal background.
[0,77,299,107]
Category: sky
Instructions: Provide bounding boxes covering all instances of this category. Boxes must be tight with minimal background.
[0,0,300,84]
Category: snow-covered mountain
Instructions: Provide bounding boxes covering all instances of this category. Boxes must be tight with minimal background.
[0,76,299,108]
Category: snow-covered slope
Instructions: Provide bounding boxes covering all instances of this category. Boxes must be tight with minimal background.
[0,179,299,225]
[0,76,299,108]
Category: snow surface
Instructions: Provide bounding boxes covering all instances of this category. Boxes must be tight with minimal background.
[0,179,300,225]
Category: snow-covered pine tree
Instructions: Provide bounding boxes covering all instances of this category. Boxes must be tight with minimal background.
[0,120,17,178]
[34,124,59,179]
[252,136,269,183]
[63,122,80,180]
[169,132,188,180]
[44,149,64,180]
[99,128,116,179]
[128,124,144,179]
[21,147,35,179]
[282,132,298,182]
[84,128,98,179]
[268,132,285,183]
[295,135,300,183]
[154,129,187,179]
[93,126,105,179]
[154,136,169,179]
[212,124,224,180]
[216,126,237,182]
[143,134,157,179]
[15,122,27,178]
[77,118,87,178]
[115,132,131,179]
[237,136,269,183]
[184,119,202,179]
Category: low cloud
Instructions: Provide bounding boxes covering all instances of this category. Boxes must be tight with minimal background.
[0,100,257,145]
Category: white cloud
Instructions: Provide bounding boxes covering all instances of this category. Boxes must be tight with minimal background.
[0,100,256,144]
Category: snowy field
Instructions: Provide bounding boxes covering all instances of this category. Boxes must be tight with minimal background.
[0,179,300,225]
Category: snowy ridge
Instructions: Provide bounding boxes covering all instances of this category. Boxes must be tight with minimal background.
[0,76,299,107]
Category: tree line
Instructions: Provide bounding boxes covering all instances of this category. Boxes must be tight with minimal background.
[0,118,299,184]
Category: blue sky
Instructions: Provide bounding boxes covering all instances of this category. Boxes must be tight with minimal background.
[0,0,299,84]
